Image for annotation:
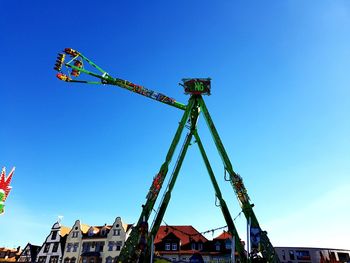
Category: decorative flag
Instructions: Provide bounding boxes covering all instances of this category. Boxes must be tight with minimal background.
[0,167,15,215]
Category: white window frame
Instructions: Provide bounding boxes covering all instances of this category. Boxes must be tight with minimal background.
[172,243,177,251]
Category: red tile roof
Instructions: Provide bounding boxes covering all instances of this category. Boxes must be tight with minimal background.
[155,226,207,245]
[214,231,232,240]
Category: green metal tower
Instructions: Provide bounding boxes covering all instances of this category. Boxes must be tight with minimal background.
[53,48,280,263]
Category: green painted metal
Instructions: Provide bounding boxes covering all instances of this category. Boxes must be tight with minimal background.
[56,49,187,110]
[192,127,247,262]
[146,100,200,253]
[117,97,195,262]
[199,99,280,263]
[55,48,280,263]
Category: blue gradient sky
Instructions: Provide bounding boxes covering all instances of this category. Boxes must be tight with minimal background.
[1,1,349,250]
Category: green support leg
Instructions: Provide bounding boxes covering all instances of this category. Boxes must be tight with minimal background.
[117,97,196,262]
[145,100,200,261]
[198,98,280,263]
[193,129,247,262]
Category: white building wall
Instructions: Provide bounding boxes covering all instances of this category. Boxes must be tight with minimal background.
[36,222,66,263]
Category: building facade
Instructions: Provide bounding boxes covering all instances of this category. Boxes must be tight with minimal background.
[36,221,70,263]
[154,226,235,262]
[16,243,40,263]
[0,247,21,263]
[62,217,132,263]
[275,247,350,263]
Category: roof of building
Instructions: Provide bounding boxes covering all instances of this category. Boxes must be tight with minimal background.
[214,231,232,240]
[18,243,40,259]
[60,226,71,237]
[122,223,133,233]
[0,247,21,262]
[155,226,208,245]
[83,225,113,238]
[80,223,90,234]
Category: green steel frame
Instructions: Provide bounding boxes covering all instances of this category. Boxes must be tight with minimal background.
[54,48,280,263]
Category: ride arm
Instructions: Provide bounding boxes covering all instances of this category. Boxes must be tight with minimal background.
[54,48,187,111]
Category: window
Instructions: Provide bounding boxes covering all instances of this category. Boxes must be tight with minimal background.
[215,242,221,251]
[289,250,295,260]
[72,231,79,238]
[52,243,59,253]
[296,250,311,261]
[108,242,114,251]
[116,241,122,251]
[106,257,113,263]
[172,243,177,251]
[198,243,203,251]
[191,243,196,250]
[82,258,87,263]
[82,243,90,252]
[44,244,50,253]
[66,243,72,252]
[282,250,286,260]
[96,242,104,252]
[337,252,350,262]
[70,258,76,263]
[88,229,94,237]
[51,231,58,240]
[165,243,170,251]
[225,240,231,250]
[73,243,78,252]
[113,229,121,236]
[89,258,95,263]
[38,256,47,263]
[64,258,70,263]
[49,256,59,263]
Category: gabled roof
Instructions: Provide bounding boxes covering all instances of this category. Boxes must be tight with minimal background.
[83,225,112,238]
[60,226,71,237]
[19,243,40,259]
[155,226,208,246]
[122,223,133,233]
[214,231,232,240]
[80,223,90,234]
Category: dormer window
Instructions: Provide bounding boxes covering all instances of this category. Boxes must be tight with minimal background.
[191,243,196,250]
[88,229,94,237]
[198,243,203,251]
[172,243,177,251]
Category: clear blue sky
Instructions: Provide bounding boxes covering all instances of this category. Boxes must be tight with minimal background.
[1,0,349,250]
